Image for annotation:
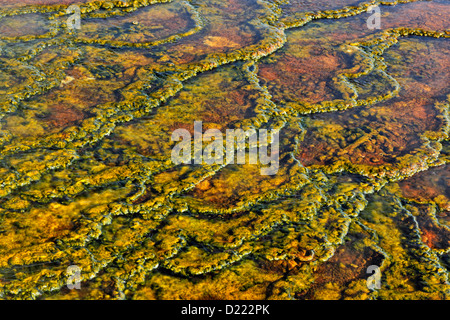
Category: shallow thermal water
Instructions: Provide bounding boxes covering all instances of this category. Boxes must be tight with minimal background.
[0,0,449,299]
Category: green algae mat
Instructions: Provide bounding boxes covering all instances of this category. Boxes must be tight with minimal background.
[0,0,449,300]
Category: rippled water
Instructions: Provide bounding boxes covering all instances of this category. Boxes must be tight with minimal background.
[0,0,448,299]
